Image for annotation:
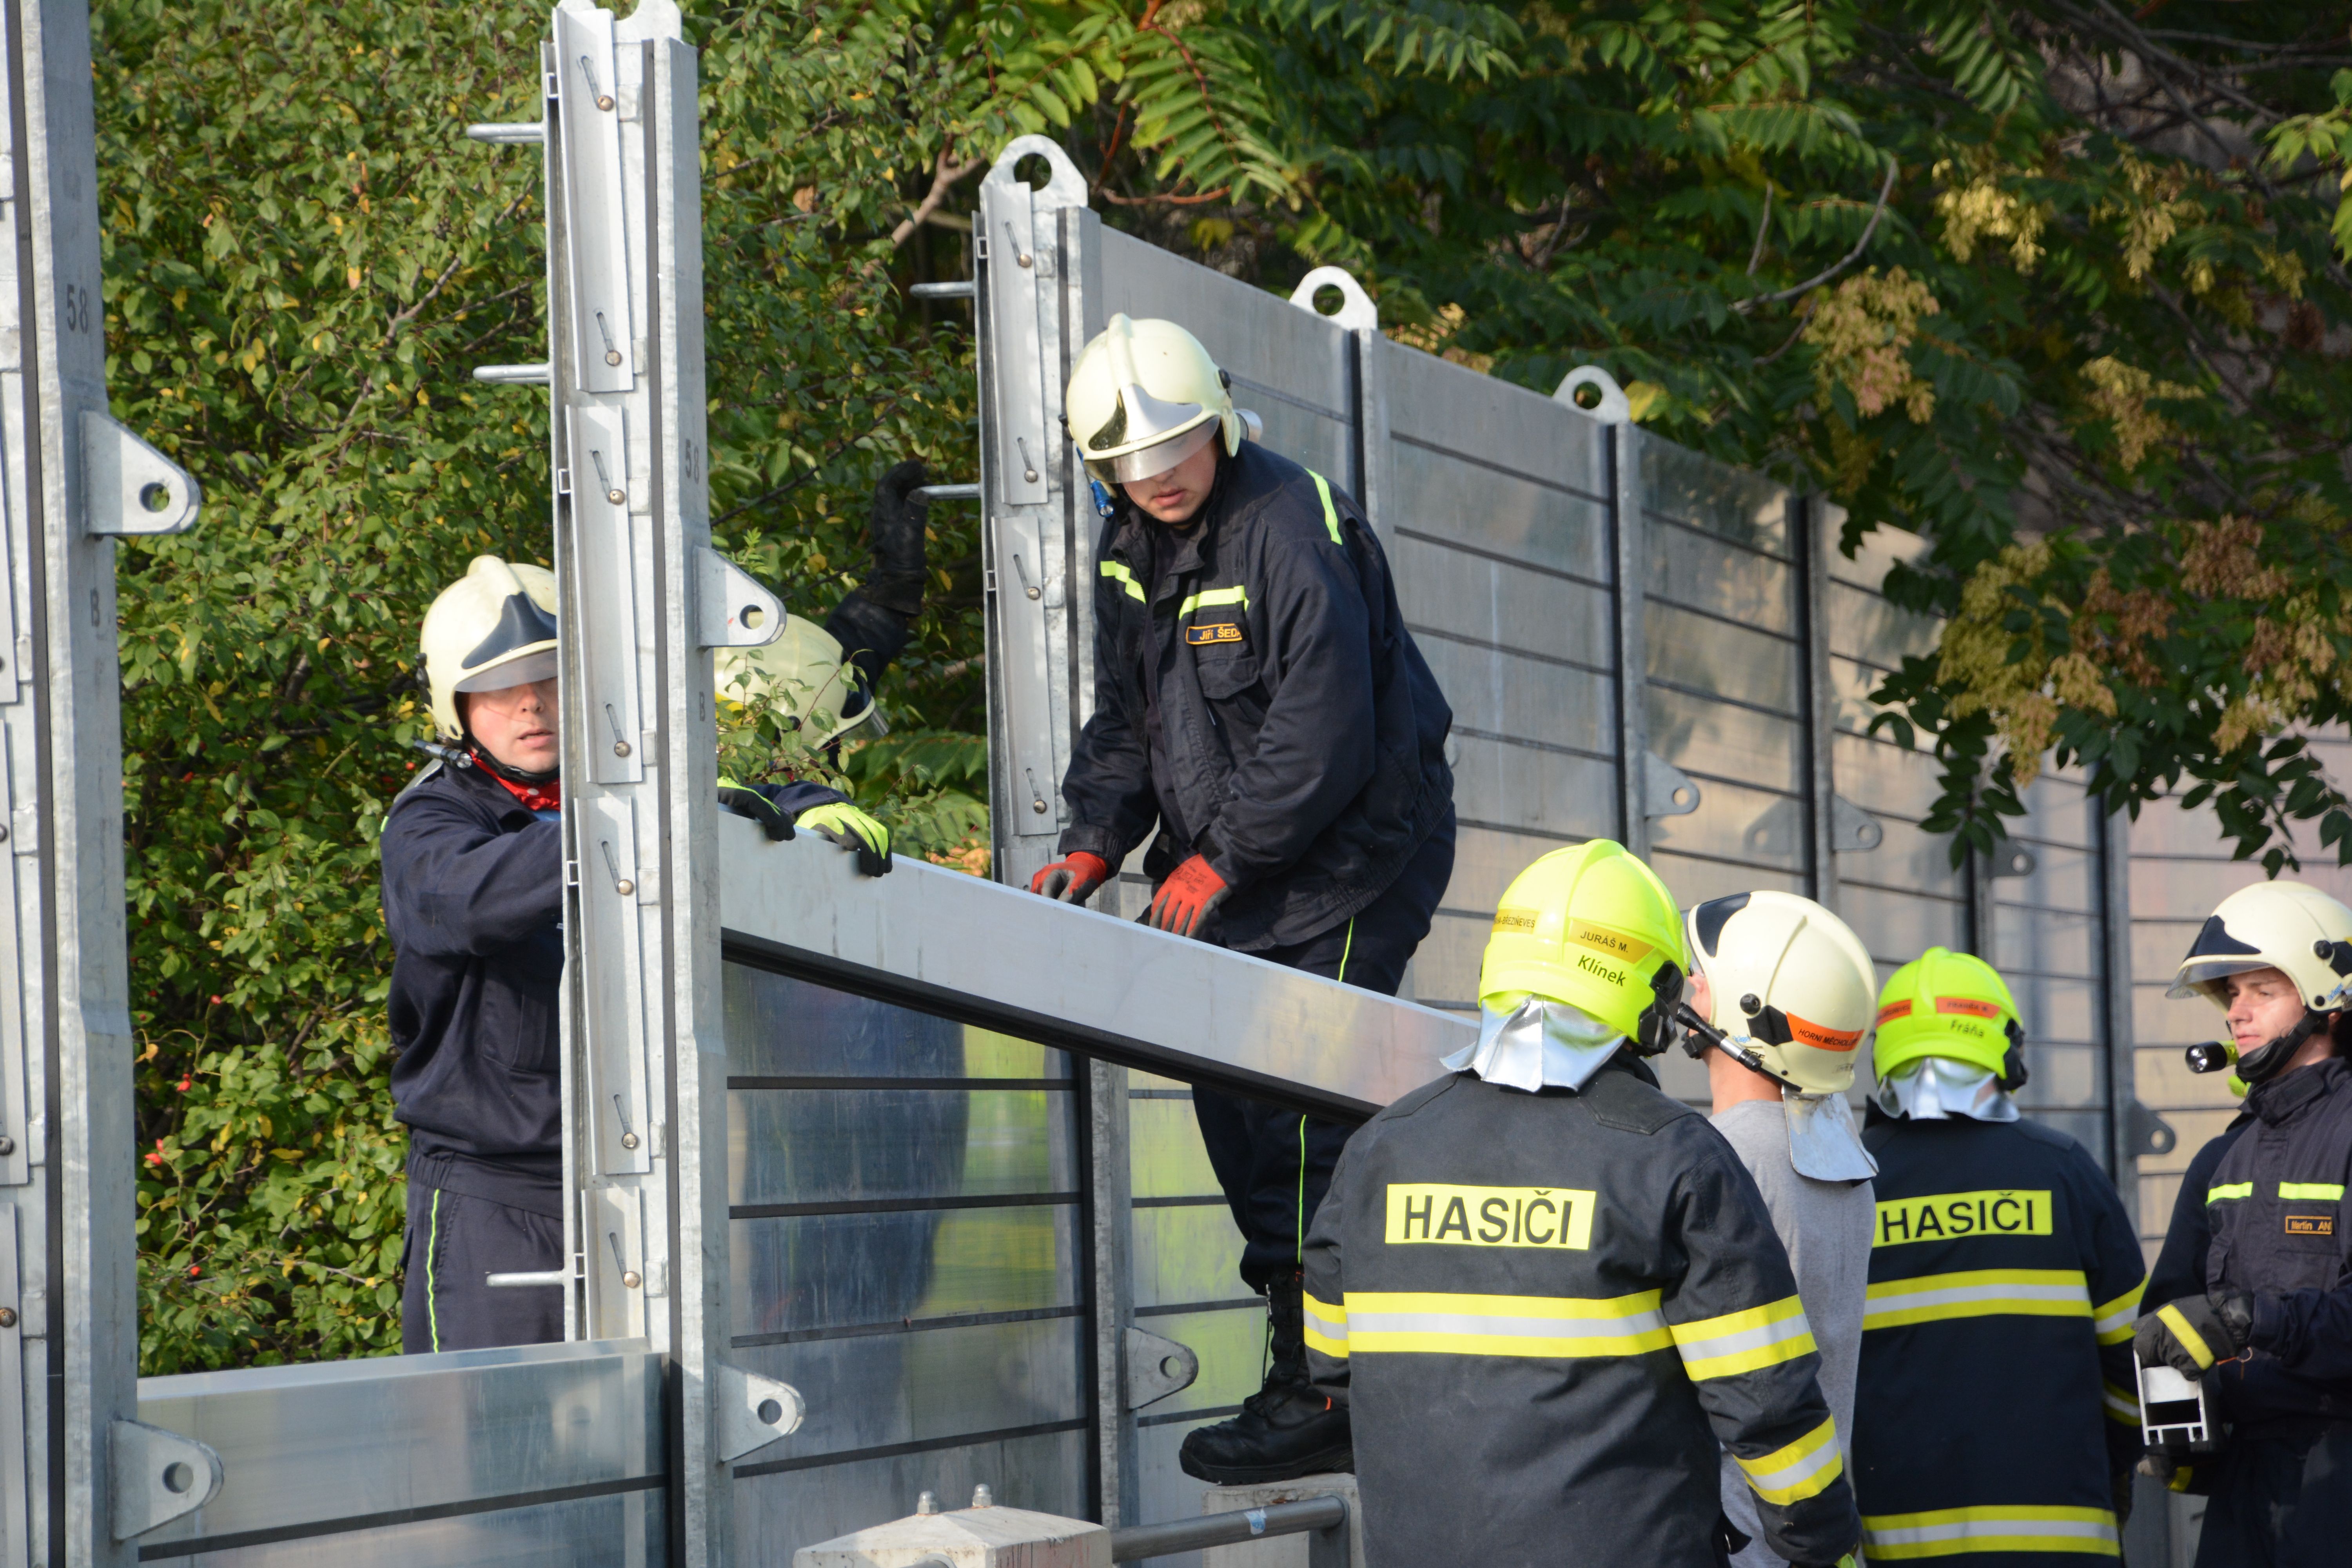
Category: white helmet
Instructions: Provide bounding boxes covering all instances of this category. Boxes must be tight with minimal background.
[1065,314,1243,485]
[2171,881,2352,1086]
[1681,891,1878,1096]
[421,555,559,741]
[715,613,887,748]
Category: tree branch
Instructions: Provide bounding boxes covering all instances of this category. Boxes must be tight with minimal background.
[1732,158,1897,314]
[889,148,985,249]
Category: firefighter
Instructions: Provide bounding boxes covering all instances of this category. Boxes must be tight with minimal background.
[1301,841,1861,1567]
[1680,892,1878,1568]
[1851,947,2145,1560]
[382,555,890,1353]
[2135,881,2352,1564]
[1026,314,1455,1483]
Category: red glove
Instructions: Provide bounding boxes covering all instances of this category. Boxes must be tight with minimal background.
[1147,855,1230,939]
[1031,851,1110,904]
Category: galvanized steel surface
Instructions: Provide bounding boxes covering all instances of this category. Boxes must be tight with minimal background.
[133,1341,664,1557]
[716,817,1472,1118]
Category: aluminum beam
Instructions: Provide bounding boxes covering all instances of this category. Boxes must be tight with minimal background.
[133,1342,664,1563]
[716,818,1471,1121]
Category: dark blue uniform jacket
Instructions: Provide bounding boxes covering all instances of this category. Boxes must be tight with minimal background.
[382,757,848,1218]
[381,757,566,1217]
[1057,442,1453,951]
[2149,1056,2352,1433]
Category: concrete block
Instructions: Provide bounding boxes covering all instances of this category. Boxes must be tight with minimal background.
[1198,1474,1364,1568]
[794,1498,1112,1568]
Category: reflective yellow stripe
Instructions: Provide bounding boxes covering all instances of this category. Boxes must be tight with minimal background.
[1303,1291,1348,1359]
[1671,1295,1817,1381]
[1307,469,1341,544]
[1863,1268,2090,1331]
[2092,1281,2145,1346]
[2102,1379,2139,1427]
[1733,1417,1844,1506]
[1341,1289,1672,1358]
[2156,1301,2216,1370]
[1100,560,1145,602]
[1864,1504,2118,1559]
[1178,584,1249,619]
[2280,1181,2346,1201]
[2207,1182,2253,1204]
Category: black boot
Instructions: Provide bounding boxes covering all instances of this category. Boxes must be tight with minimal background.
[1178,1274,1353,1485]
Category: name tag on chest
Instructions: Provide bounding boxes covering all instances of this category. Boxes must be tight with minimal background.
[1187,621,1244,645]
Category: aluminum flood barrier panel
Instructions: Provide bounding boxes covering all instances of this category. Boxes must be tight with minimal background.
[964,132,2246,1549]
[714,823,1469,1556]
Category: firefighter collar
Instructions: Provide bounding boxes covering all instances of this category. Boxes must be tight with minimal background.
[1874,1057,2021,1123]
[1443,996,1624,1093]
[1783,1087,1877,1182]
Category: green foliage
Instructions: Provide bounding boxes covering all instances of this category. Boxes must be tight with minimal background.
[1095,0,2352,869]
[99,0,2352,1374]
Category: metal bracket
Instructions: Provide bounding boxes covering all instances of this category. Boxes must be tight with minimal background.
[1555,366,1632,425]
[1287,266,1379,332]
[693,546,785,650]
[1987,836,2037,878]
[1644,751,1700,819]
[82,412,199,536]
[2125,1100,2178,1159]
[714,1361,806,1463]
[109,1419,224,1540]
[1830,793,1884,852]
[1124,1325,1199,1411]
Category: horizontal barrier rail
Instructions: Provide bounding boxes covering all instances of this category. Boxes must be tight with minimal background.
[1109,1495,1349,1564]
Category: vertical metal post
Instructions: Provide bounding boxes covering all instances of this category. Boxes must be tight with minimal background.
[0,0,211,1557]
[1089,1059,1136,1526]
[1797,494,1839,914]
[540,3,746,1561]
[976,138,1089,893]
[1610,423,1650,855]
[2099,807,2140,1198]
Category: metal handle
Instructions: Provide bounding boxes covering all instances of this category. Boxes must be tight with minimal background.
[485,1270,570,1289]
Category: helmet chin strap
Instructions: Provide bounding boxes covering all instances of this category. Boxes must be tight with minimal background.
[2236,1008,2330,1087]
[464,729,561,788]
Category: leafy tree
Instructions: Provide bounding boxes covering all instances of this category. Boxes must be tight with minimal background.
[99,0,2352,1372]
[1117,0,2352,868]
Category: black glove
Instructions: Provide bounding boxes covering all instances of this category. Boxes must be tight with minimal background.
[2136,1291,2254,1378]
[863,459,929,616]
[719,781,796,842]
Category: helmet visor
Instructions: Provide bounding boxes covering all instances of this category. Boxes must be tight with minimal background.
[455,647,558,693]
[2168,913,2275,998]
[1083,419,1218,488]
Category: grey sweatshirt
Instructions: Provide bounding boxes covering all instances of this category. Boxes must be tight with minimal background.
[1711,1098,1875,1566]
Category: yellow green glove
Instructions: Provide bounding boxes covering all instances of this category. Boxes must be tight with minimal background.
[796,800,892,877]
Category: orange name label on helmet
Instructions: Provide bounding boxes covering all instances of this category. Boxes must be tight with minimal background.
[1565,918,1654,965]
[1876,1000,1913,1026]
[1491,907,1540,935]
[1935,996,2005,1020]
[1786,1013,1863,1053]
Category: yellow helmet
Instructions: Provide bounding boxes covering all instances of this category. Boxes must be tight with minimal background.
[1479,840,1687,1052]
[421,555,559,741]
[1064,314,1241,485]
[1873,947,2026,1088]
[1683,891,1877,1096]
[715,613,888,748]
